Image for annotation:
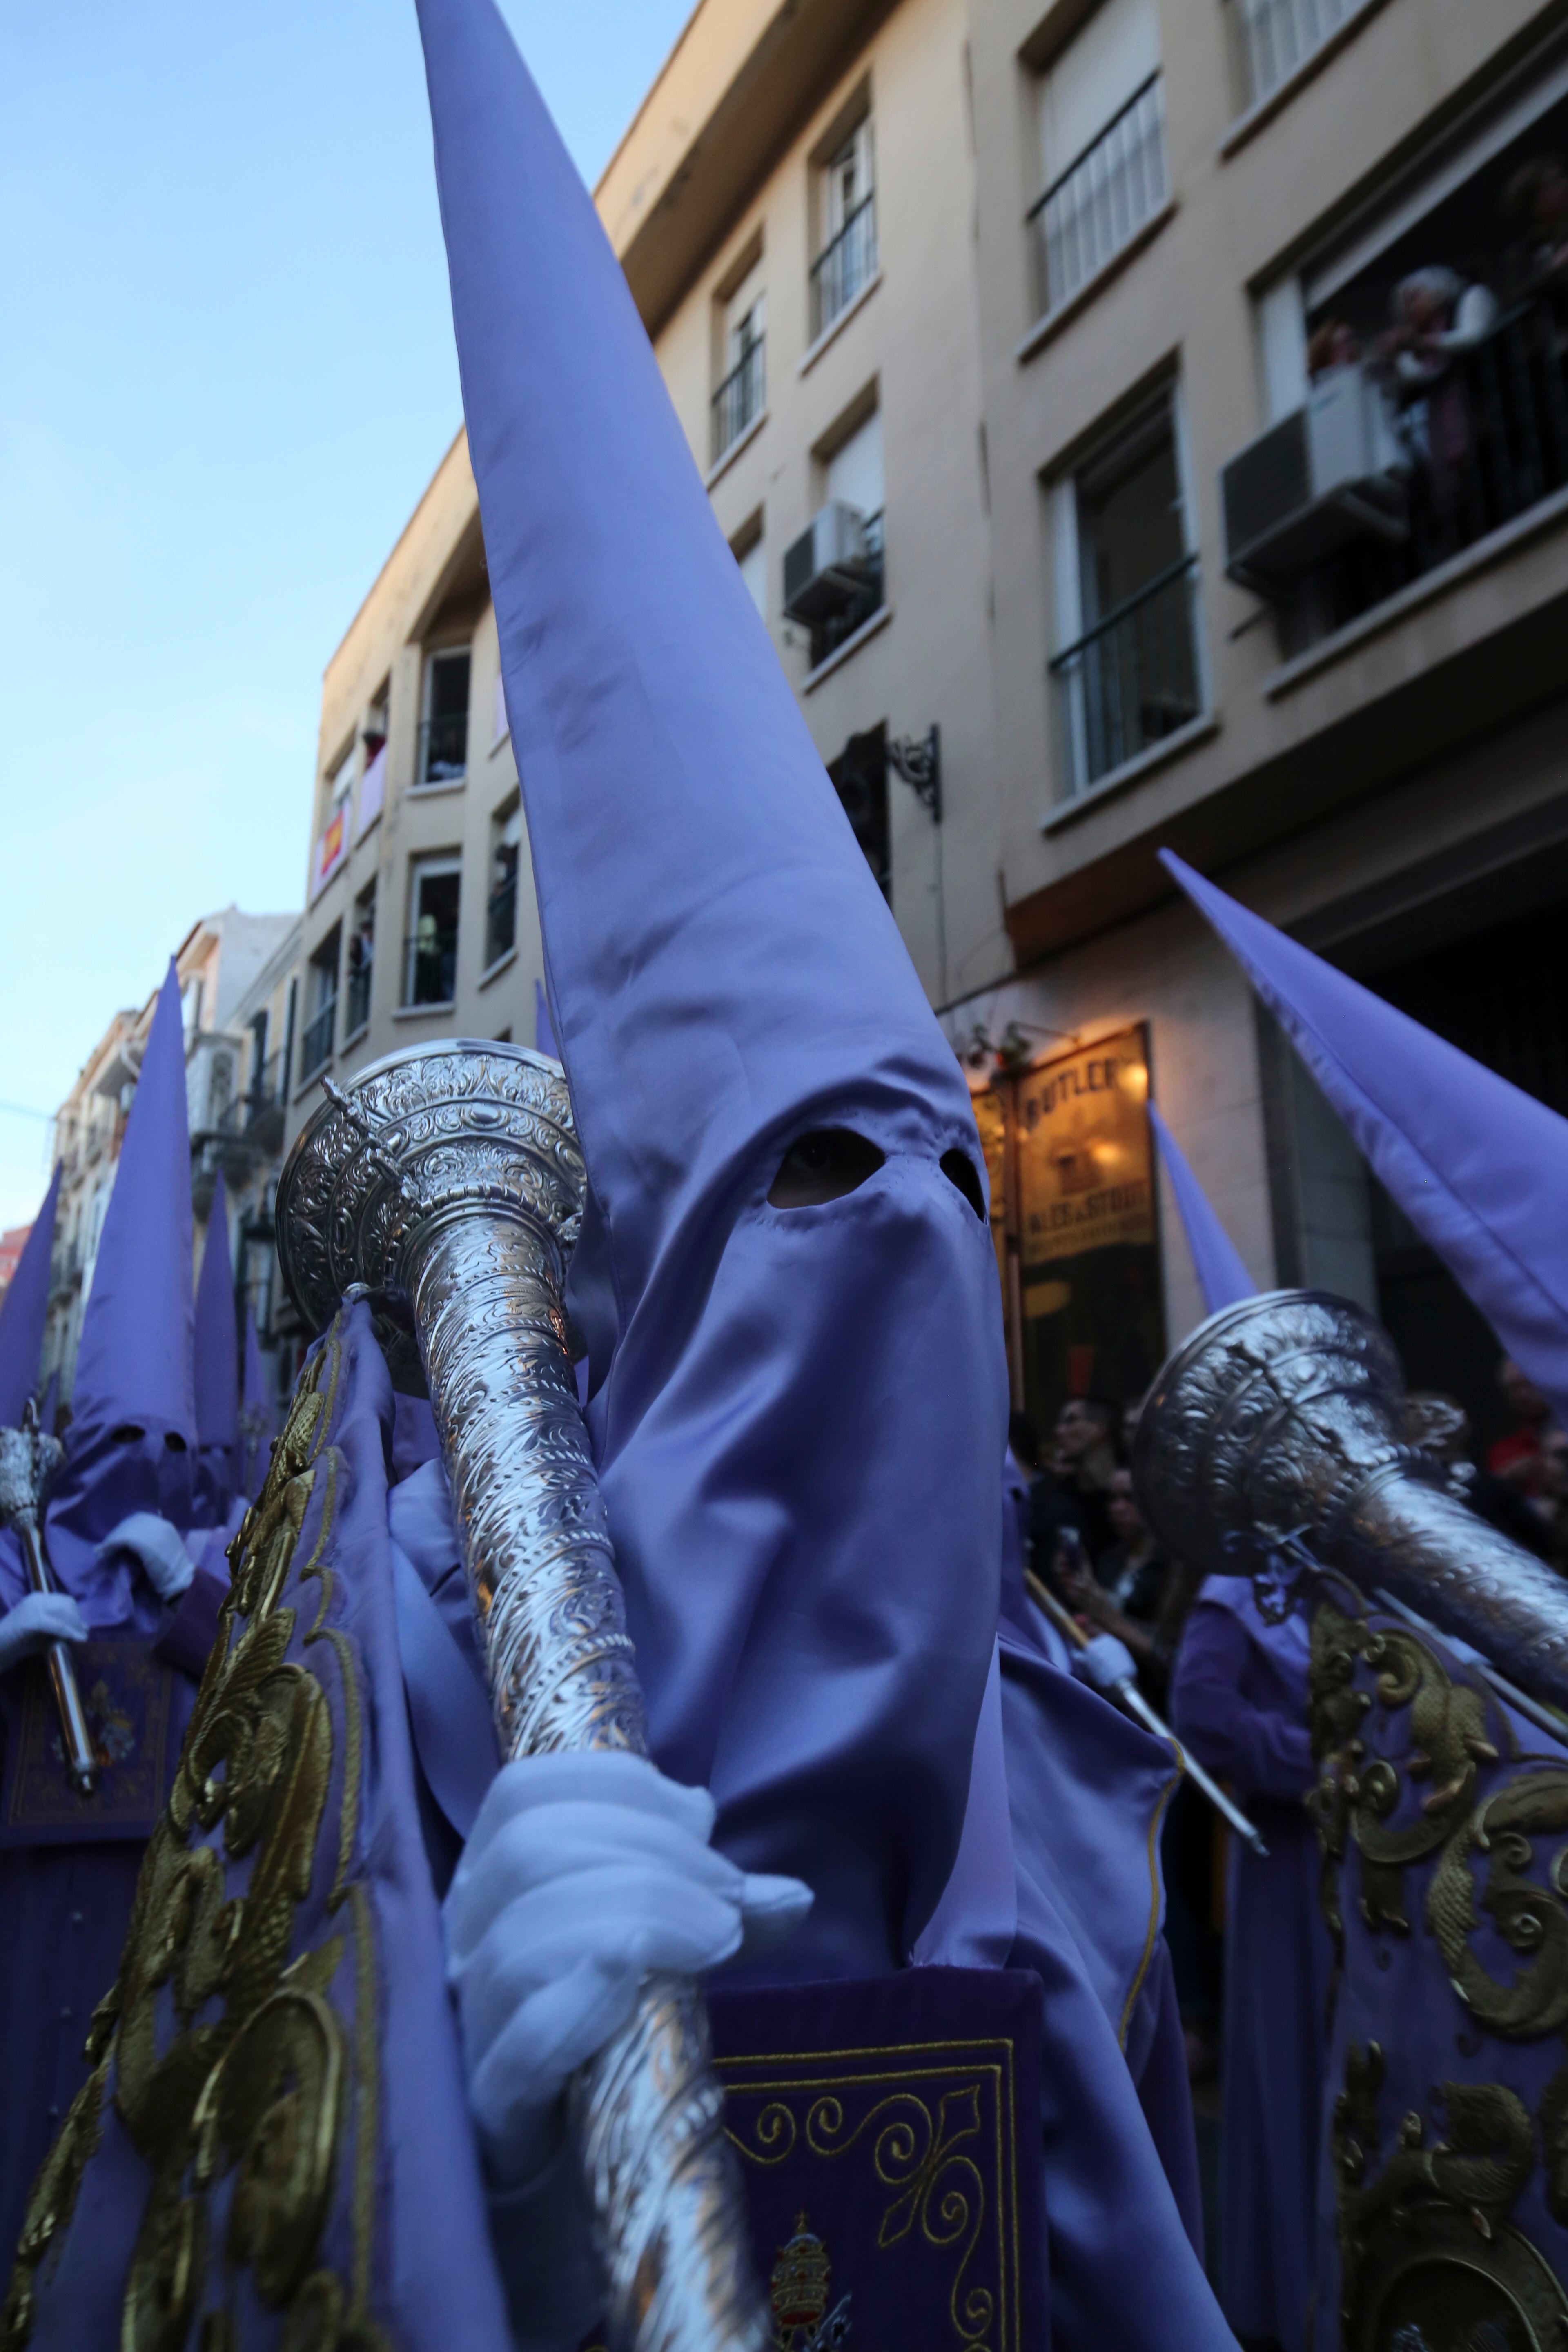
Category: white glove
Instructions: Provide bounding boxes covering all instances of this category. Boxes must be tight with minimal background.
[0,1591,88,1678]
[1074,1632,1138,1694]
[445,1749,812,2192]
[96,1512,196,1604]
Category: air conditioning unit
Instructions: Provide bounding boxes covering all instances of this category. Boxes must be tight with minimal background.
[782,501,871,624]
[1221,368,1408,592]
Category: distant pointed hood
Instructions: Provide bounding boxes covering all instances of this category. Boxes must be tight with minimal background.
[193,1167,239,1519]
[415,0,977,1379]
[1148,1104,1256,1319]
[1163,849,1568,1428]
[47,961,196,1613]
[0,1164,60,1426]
[70,961,195,1448]
[414,0,1004,1976]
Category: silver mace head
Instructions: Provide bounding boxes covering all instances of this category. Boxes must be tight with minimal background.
[0,1397,66,1531]
[1133,1287,1568,1714]
[275,1038,583,1394]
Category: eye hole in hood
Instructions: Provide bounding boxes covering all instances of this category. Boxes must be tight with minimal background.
[768,1129,886,1209]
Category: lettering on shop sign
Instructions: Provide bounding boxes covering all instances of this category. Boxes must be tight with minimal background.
[1014,1026,1154,1266]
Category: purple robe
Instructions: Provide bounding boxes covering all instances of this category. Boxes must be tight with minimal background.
[1171,1577,1330,2352]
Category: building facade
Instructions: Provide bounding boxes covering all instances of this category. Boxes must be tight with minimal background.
[292,0,1568,1451]
[45,907,297,1415]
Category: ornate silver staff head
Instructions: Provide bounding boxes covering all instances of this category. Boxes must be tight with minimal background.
[0,1399,97,1797]
[1133,1288,1568,1713]
[0,1405,65,1531]
[276,1039,768,2352]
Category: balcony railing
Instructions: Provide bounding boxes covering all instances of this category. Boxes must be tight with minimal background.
[711,336,766,464]
[810,195,877,340]
[1052,552,1202,794]
[403,928,458,1009]
[486,875,518,969]
[298,996,336,1082]
[417,710,468,785]
[1229,0,1362,109]
[1027,74,1166,323]
[808,508,886,673]
[345,958,373,1037]
[1281,282,1568,652]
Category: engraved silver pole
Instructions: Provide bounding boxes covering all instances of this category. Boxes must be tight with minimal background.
[0,1402,98,1797]
[1133,1288,1568,1714]
[276,1041,768,2352]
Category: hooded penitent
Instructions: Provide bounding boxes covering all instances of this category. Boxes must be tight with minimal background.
[43,961,197,1608]
[415,0,1004,1975]
[1163,848,1568,1428]
[0,1163,60,1428]
[1148,1102,1255,1319]
[192,1167,239,1521]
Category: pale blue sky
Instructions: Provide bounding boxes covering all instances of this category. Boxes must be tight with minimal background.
[0,0,695,1227]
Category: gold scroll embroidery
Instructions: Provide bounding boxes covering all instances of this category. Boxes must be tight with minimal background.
[1,1327,386,2352]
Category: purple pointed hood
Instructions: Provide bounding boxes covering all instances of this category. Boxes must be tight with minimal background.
[1163,848,1568,1429]
[46,961,197,1611]
[70,962,196,1449]
[0,1164,61,1427]
[414,0,1005,1973]
[1148,1103,1256,1319]
[193,1166,239,1516]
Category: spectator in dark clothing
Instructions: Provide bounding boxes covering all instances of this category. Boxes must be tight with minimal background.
[1503,152,1568,294]
[1029,1395,1120,1577]
[1409,1390,1556,1564]
[1056,1467,1176,1705]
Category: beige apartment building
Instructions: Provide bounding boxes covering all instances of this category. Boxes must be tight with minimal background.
[290,0,1568,1449]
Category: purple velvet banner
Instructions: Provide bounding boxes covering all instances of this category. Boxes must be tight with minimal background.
[582,1967,1045,2352]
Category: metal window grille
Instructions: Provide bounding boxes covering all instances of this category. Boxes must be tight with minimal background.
[1231,0,1360,107]
[810,195,877,340]
[1051,552,1201,794]
[416,710,468,785]
[403,928,458,1009]
[711,334,766,463]
[1027,75,1166,321]
[299,997,336,1081]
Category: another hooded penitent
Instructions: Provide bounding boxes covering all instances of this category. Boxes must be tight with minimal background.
[410,0,1231,2340]
[0,963,229,2261]
[0,1164,60,1430]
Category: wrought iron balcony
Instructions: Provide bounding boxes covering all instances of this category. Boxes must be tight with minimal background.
[403,927,458,1009]
[416,710,468,786]
[810,195,877,340]
[298,996,336,1082]
[1274,282,1568,653]
[711,336,766,464]
[1027,74,1166,323]
[808,508,885,673]
[485,875,518,970]
[1051,552,1202,795]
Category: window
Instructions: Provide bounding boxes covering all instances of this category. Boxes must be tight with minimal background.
[358,687,389,836]
[732,517,767,617]
[346,884,375,1038]
[1050,389,1202,795]
[1229,0,1364,112]
[246,1011,274,1121]
[486,799,521,969]
[828,724,891,900]
[811,112,877,338]
[418,647,471,785]
[404,859,460,1007]
[713,252,766,463]
[791,403,886,671]
[181,976,203,1042]
[314,744,355,895]
[300,927,341,1080]
[1027,0,1165,321]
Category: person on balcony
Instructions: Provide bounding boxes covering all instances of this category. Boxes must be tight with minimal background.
[1380,266,1499,549]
